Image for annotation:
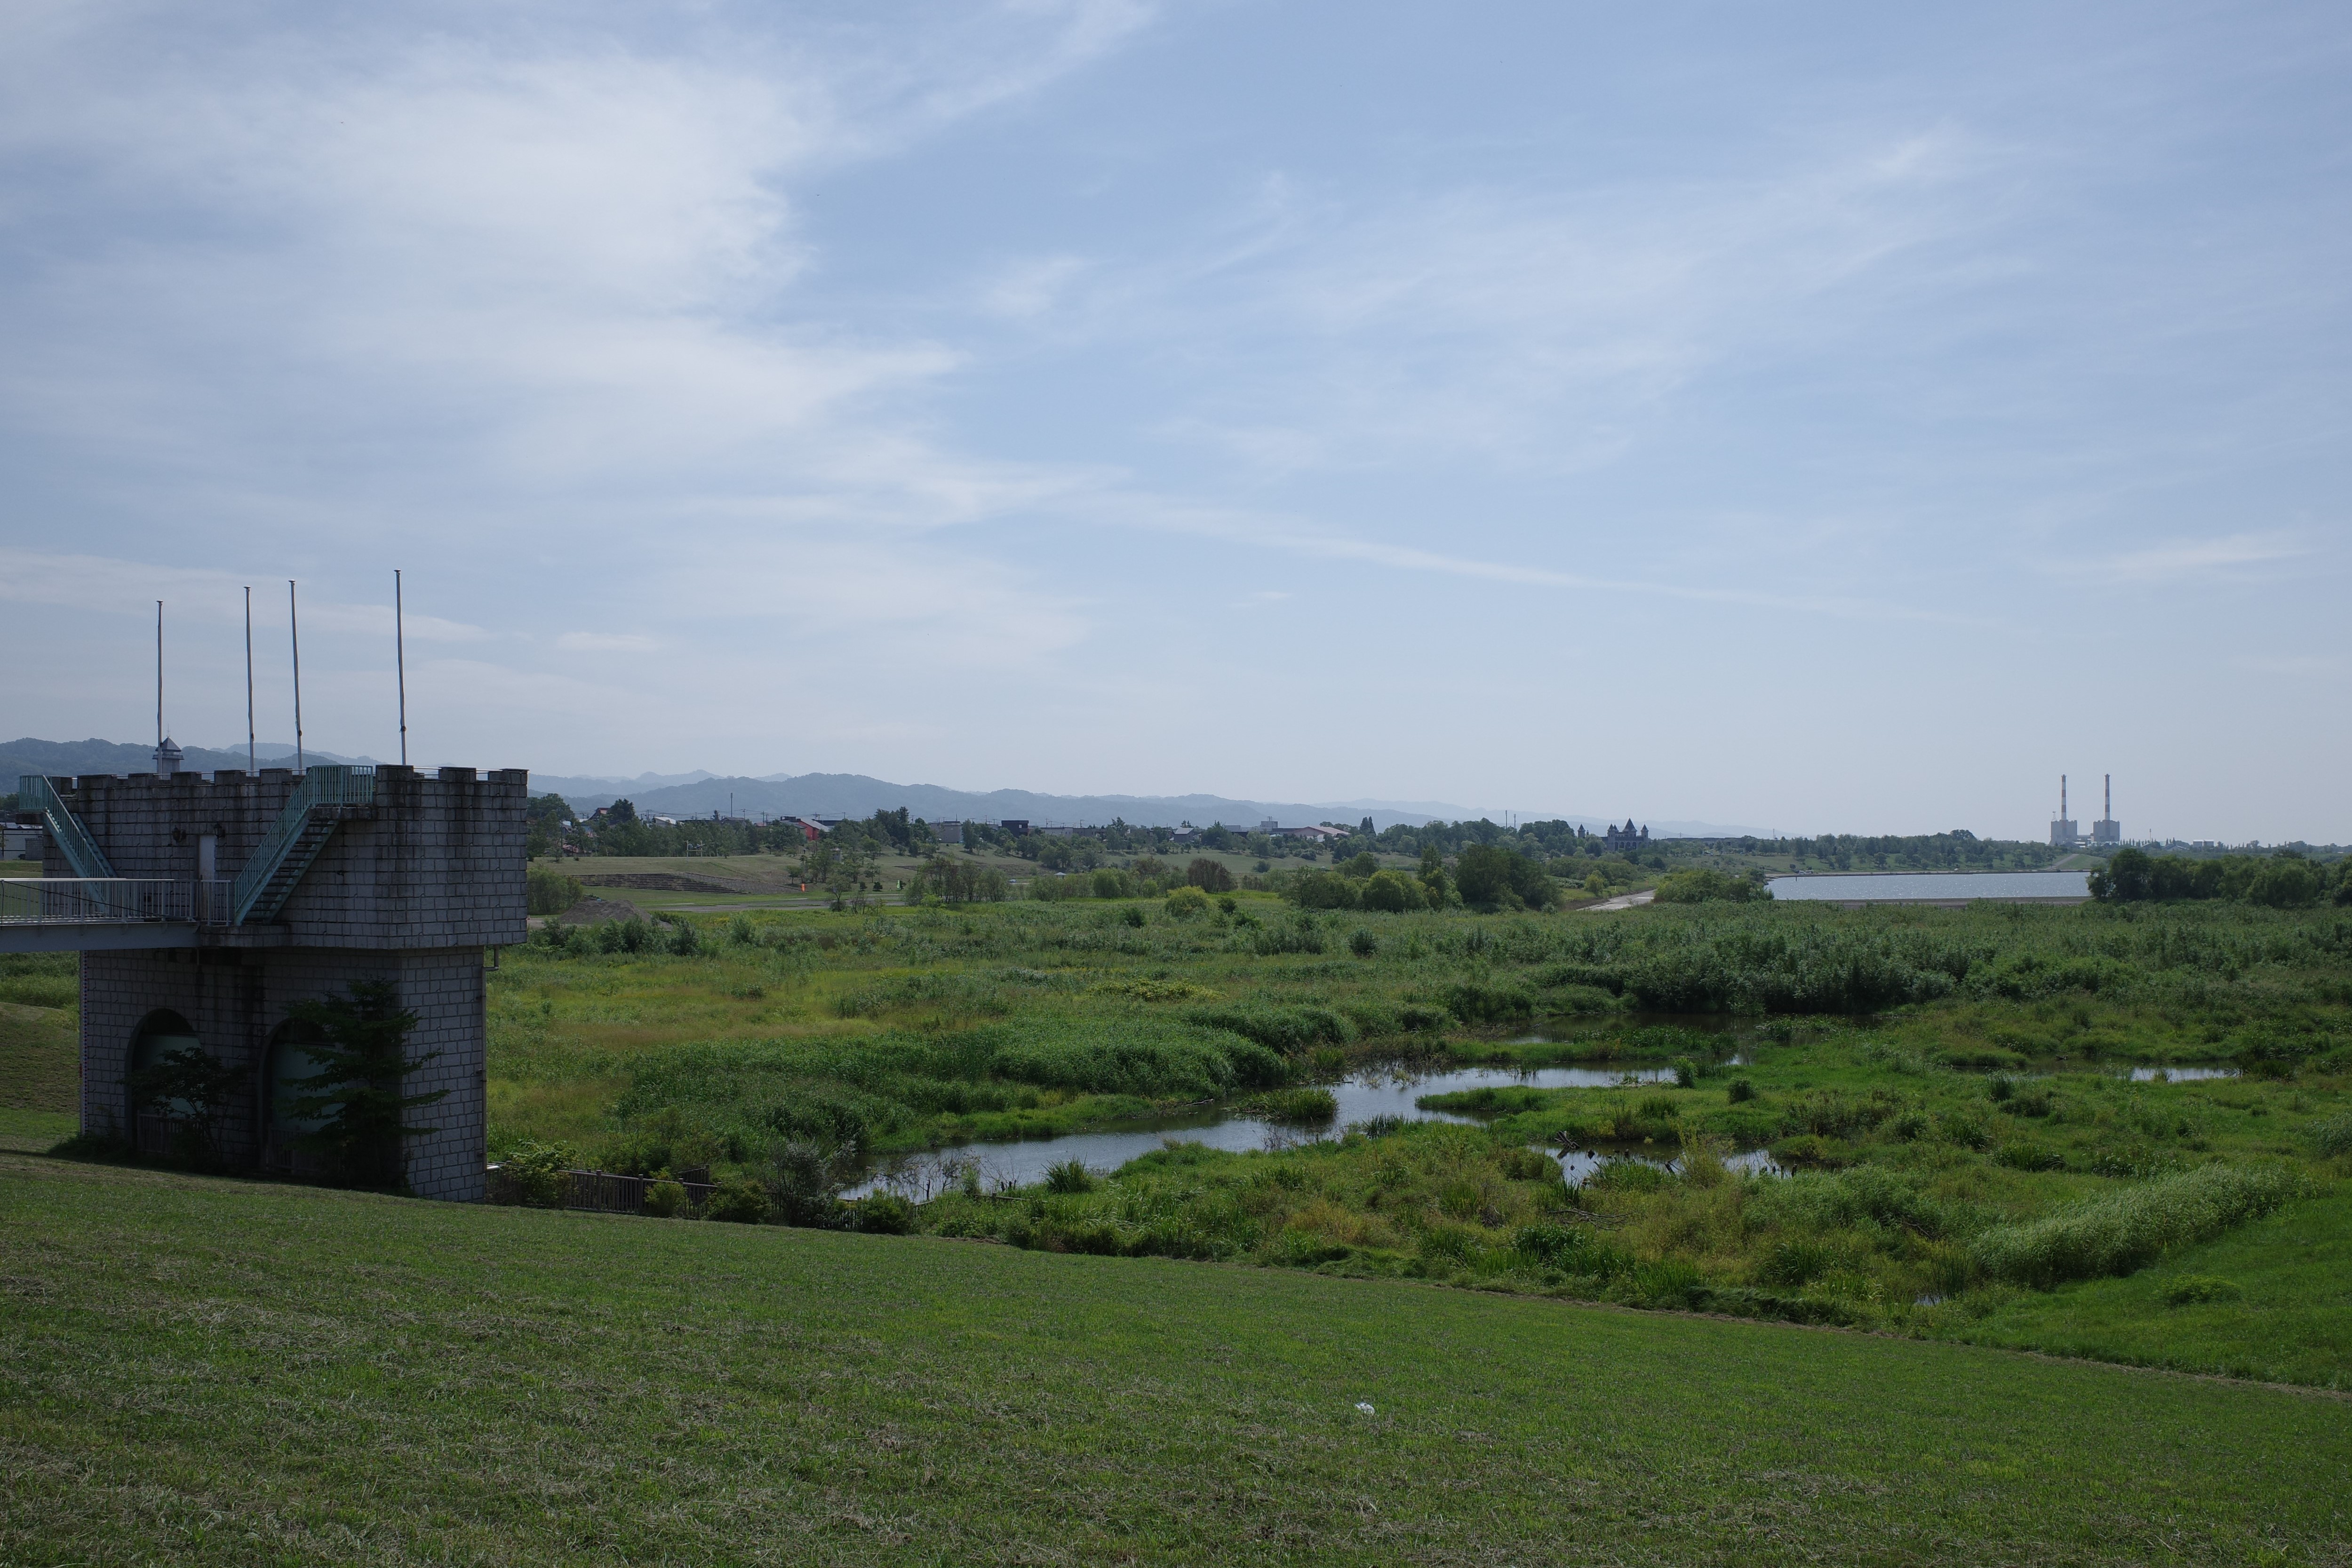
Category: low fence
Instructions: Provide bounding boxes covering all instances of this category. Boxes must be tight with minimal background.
[0,877,231,926]
[484,1164,718,1217]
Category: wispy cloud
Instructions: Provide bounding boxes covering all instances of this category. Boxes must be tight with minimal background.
[2102,533,2306,581]
[556,632,660,653]
[0,550,489,642]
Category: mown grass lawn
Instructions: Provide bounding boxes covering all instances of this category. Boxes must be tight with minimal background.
[3,1154,2347,1567]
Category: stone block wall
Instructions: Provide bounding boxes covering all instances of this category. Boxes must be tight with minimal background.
[44,765,528,949]
[81,944,488,1202]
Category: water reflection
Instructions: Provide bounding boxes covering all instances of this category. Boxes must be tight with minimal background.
[1551,1147,1783,1185]
[2126,1065,2240,1082]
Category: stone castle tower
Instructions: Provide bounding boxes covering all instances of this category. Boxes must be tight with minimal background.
[16,764,525,1200]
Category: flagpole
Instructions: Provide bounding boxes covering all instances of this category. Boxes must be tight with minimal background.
[244,587,256,772]
[290,580,304,773]
[395,568,408,766]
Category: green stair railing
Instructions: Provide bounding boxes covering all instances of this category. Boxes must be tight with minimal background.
[230,766,375,925]
[17,776,114,879]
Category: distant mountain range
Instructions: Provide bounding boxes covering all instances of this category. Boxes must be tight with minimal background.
[1,736,377,780]
[526,770,1777,837]
[1,739,1778,836]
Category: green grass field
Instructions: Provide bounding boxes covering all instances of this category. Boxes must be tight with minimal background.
[3,1152,2346,1567]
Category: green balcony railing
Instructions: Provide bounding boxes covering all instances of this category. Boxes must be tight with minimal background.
[230,765,375,924]
[17,776,113,879]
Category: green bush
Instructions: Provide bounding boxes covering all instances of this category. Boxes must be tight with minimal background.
[526,866,584,916]
[1971,1163,2306,1289]
[2161,1274,2244,1305]
[644,1175,689,1218]
[496,1140,577,1207]
[1044,1159,1095,1194]
[2310,1112,2352,1157]
[1252,1088,1338,1125]
[1165,885,1211,920]
[1357,870,1427,912]
[1292,871,1359,910]
[706,1175,773,1225]
[1726,1078,1757,1104]
[854,1192,917,1234]
[1185,858,1236,894]
[1348,928,1378,957]
[1653,868,1763,904]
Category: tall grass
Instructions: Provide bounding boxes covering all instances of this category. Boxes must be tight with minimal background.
[1971,1163,2307,1289]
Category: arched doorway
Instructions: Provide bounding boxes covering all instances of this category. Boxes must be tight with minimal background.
[127,1010,201,1155]
[262,1018,334,1177]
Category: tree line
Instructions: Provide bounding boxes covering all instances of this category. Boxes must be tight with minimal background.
[2089,847,2351,908]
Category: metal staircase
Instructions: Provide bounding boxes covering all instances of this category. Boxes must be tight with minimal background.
[230,766,375,925]
[17,776,114,878]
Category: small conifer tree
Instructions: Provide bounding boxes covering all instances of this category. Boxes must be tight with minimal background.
[285,981,446,1188]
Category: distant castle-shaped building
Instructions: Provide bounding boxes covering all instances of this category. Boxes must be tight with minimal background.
[1603,819,1650,853]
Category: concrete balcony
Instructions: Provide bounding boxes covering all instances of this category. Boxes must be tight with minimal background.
[0,877,228,952]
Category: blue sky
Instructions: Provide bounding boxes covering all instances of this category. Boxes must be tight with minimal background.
[1,1,2345,840]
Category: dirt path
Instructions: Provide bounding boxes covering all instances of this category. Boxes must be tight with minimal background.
[1580,889,1657,913]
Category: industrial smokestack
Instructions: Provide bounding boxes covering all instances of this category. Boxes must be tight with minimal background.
[2105,774,2111,818]
[2061,775,2067,820]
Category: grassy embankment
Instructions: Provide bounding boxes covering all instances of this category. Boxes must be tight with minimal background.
[0,951,76,1151]
[2,1153,2347,1567]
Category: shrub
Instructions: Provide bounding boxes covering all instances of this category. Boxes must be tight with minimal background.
[1971,1163,2306,1289]
[2310,1112,2352,1157]
[1185,858,1236,893]
[1292,871,1359,910]
[1165,885,1211,919]
[1444,980,1533,1023]
[1044,1159,1096,1194]
[1357,870,1425,913]
[1252,1088,1338,1125]
[1653,868,1762,904]
[1512,1222,1629,1277]
[2161,1274,2244,1306]
[1673,1059,1698,1089]
[1726,1078,1757,1104]
[526,866,584,916]
[706,1175,773,1225]
[496,1140,577,1207]
[1996,1140,2067,1172]
[1348,928,1378,957]
[855,1192,916,1234]
[1120,905,1147,928]
[1091,868,1135,899]
[644,1175,689,1218]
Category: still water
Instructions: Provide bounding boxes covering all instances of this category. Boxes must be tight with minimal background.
[849,1062,1718,1198]
[1766,870,2091,903]
[2127,1065,2240,1082]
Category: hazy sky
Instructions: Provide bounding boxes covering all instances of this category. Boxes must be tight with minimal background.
[2,1,2345,841]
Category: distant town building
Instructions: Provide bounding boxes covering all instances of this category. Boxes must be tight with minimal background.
[932,820,963,845]
[1277,824,1347,842]
[4,812,42,862]
[1603,819,1650,853]
[999,819,1031,836]
[1257,819,1280,835]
